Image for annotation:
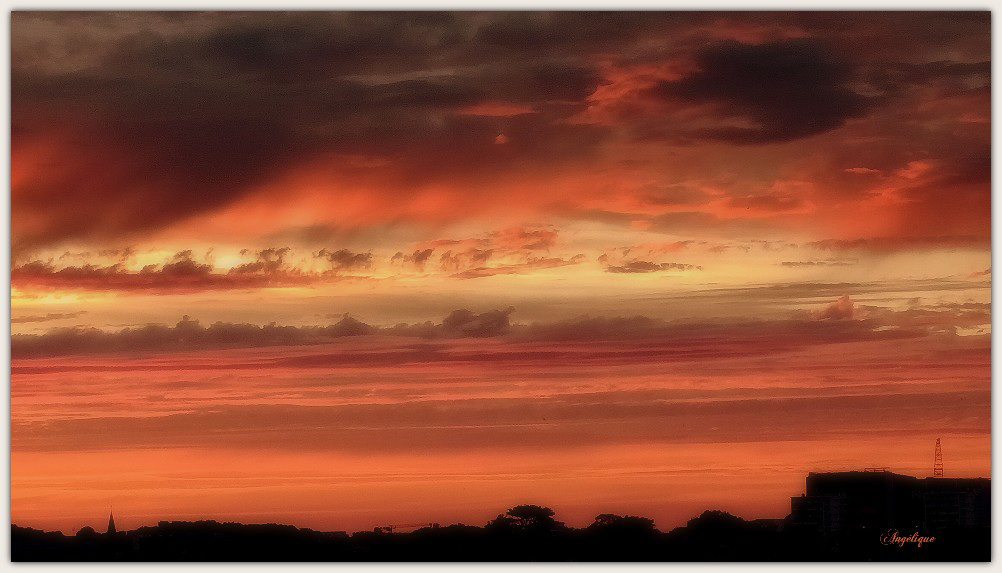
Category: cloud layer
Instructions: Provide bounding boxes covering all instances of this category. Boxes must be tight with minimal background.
[11,12,990,253]
[12,295,989,359]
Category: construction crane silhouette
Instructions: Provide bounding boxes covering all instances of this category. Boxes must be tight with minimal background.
[933,437,944,477]
[373,522,440,533]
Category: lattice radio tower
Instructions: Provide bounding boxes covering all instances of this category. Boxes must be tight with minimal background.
[933,438,944,477]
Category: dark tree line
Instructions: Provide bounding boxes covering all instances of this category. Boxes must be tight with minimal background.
[11,505,989,562]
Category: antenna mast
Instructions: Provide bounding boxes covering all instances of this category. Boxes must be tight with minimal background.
[933,438,944,477]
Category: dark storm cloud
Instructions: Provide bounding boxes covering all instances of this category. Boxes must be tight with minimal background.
[100,12,469,81]
[786,11,990,64]
[10,12,991,251]
[11,11,612,251]
[651,39,871,143]
[860,60,990,99]
[11,112,313,253]
[471,12,679,53]
[475,62,605,104]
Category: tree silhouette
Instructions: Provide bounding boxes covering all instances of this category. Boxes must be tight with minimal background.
[589,514,657,534]
[75,526,98,539]
[10,499,991,562]
[486,505,565,534]
[684,510,746,532]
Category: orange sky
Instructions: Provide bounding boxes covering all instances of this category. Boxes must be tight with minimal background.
[10,11,991,534]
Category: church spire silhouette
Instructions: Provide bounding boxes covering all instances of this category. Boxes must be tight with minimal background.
[107,510,116,535]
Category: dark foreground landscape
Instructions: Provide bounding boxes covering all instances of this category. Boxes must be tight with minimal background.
[12,469,990,562]
[12,488,990,562]
[10,509,989,562]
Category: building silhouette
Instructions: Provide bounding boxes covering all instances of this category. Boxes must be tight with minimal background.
[107,511,116,535]
[921,477,990,530]
[789,470,989,536]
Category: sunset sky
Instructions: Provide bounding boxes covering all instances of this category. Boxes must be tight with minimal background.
[10,11,991,534]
